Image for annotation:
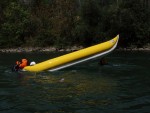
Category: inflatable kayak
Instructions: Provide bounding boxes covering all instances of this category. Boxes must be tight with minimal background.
[24,35,119,72]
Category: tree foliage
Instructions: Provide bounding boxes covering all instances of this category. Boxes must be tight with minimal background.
[0,1,30,47]
[0,0,149,48]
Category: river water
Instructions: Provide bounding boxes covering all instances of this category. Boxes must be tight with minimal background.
[0,51,150,113]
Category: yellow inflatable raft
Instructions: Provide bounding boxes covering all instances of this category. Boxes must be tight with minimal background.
[24,35,119,72]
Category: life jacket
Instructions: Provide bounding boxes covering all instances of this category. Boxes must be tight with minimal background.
[19,59,28,69]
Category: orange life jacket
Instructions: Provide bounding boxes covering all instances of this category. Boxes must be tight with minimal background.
[19,59,28,69]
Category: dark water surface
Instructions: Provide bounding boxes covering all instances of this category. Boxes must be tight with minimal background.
[0,51,150,113]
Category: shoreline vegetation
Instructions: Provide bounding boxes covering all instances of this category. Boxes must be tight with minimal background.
[1,45,150,53]
[0,1,149,49]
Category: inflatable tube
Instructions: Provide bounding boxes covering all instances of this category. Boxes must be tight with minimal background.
[24,35,119,72]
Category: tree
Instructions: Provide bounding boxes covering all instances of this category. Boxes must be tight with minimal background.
[119,0,150,47]
[77,0,101,46]
[27,0,54,47]
[0,2,30,47]
[50,0,78,48]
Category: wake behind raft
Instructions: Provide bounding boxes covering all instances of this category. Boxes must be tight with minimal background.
[19,35,119,72]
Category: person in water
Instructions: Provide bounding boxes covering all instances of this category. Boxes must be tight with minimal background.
[12,61,21,71]
[12,58,28,71]
[19,59,28,69]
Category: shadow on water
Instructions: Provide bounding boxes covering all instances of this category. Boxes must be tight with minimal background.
[0,51,150,113]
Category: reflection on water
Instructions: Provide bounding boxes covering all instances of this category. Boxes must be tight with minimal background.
[0,51,150,113]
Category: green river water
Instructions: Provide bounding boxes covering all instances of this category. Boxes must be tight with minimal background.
[0,51,150,113]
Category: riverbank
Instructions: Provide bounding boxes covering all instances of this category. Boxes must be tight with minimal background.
[0,47,150,53]
[116,47,150,51]
[0,46,84,53]
[0,45,150,53]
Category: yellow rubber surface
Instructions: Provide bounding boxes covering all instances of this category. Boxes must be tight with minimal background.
[24,35,119,72]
